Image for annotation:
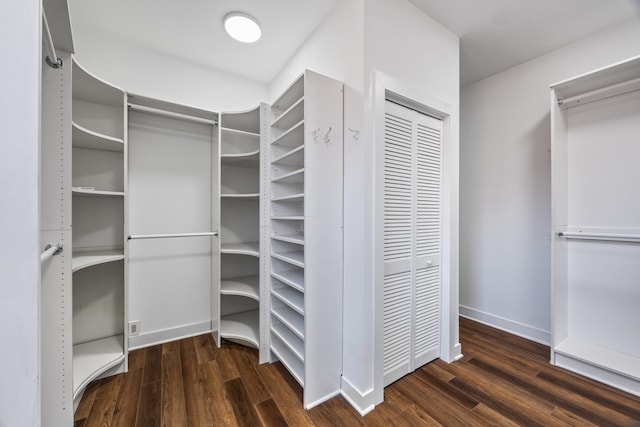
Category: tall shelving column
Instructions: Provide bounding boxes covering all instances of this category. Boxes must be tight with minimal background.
[216,105,268,358]
[71,58,127,403]
[269,71,344,408]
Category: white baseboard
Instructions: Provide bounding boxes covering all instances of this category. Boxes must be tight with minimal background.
[128,321,211,350]
[460,305,551,345]
[340,376,375,416]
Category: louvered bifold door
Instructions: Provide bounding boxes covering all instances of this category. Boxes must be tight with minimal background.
[383,101,442,387]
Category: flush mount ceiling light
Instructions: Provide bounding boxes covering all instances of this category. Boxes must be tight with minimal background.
[224,12,261,43]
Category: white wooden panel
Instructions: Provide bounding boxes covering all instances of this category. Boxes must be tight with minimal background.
[72,196,124,249]
[72,147,124,192]
[72,100,124,140]
[567,240,640,357]
[382,270,412,384]
[567,90,640,229]
[220,199,259,245]
[414,266,440,360]
[304,216,342,266]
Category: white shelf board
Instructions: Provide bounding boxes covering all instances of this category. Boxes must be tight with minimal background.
[272,97,304,130]
[272,250,304,268]
[221,242,260,257]
[72,188,125,197]
[272,193,304,202]
[72,122,124,152]
[271,120,304,147]
[272,144,304,165]
[221,193,260,199]
[271,338,305,387]
[221,275,260,301]
[271,234,304,245]
[72,249,124,272]
[272,217,304,222]
[555,337,640,380]
[272,168,304,184]
[271,325,305,362]
[271,74,304,114]
[73,334,125,399]
[271,270,305,293]
[221,310,259,348]
[271,305,304,339]
[272,287,304,315]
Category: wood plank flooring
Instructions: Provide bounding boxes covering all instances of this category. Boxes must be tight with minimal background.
[75,318,640,426]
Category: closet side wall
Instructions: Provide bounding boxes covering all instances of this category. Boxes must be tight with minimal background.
[0,1,42,425]
[460,18,640,344]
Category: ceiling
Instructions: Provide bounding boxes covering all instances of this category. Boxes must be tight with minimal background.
[68,0,640,87]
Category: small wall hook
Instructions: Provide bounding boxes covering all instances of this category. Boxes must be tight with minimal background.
[324,127,332,144]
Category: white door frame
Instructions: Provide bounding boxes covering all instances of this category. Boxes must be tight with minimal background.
[371,70,462,405]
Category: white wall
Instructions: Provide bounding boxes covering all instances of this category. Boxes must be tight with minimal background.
[460,18,640,344]
[72,32,268,112]
[0,0,41,425]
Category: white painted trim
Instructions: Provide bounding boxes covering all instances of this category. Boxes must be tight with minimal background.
[371,70,460,405]
[554,353,640,397]
[340,376,375,416]
[128,321,211,350]
[460,305,551,345]
[303,390,342,410]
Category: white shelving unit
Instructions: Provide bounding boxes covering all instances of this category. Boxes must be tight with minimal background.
[71,58,127,402]
[214,104,269,362]
[268,71,344,409]
[551,55,640,397]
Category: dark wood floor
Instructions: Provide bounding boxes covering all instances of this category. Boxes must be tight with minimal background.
[75,318,640,426]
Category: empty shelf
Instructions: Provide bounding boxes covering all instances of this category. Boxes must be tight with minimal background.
[221,310,259,348]
[271,269,304,292]
[272,97,304,130]
[271,305,304,339]
[271,120,304,148]
[271,234,304,245]
[221,150,260,168]
[271,168,304,184]
[272,250,304,268]
[271,336,305,387]
[72,249,124,272]
[221,193,260,199]
[221,275,259,301]
[73,334,125,399]
[271,324,305,362]
[221,242,259,257]
[272,287,304,315]
[272,193,304,202]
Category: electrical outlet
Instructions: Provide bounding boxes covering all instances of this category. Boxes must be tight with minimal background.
[129,320,140,336]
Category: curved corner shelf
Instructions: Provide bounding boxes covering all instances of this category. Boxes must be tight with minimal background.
[72,188,125,197]
[72,249,124,272]
[220,310,259,348]
[72,122,124,152]
[221,275,260,301]
[221,242,260,257]
[73,334,125,400]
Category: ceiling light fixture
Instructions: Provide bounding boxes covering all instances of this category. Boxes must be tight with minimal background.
[224,12,261,43]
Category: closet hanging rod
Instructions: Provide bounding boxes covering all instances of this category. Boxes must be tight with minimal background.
[557,231,640,243]
[42,12,62,69]
[41,243,63,263]
[557,76,640,108]
[128,231,219,240]
[128,103,218,126]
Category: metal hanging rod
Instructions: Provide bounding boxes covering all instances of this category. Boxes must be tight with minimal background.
[557,231,640,243]
[42,12,62,69]
[557,76,640,108]
[128,231,219,240]
[41,243,63,263]
[128,103,218,126]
